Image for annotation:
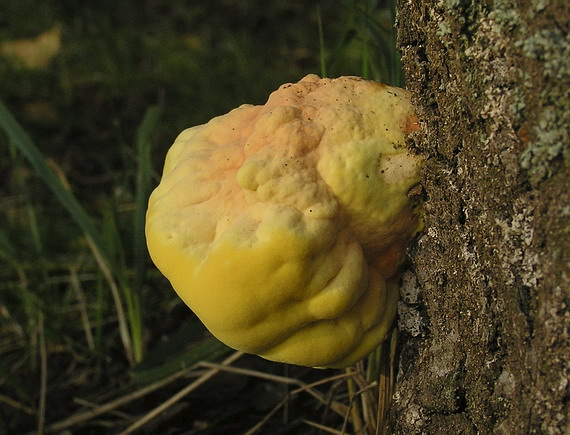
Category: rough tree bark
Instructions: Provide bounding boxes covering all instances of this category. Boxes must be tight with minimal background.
[388,0,569,434]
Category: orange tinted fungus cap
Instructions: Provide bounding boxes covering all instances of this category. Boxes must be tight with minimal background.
[146,75,423,368]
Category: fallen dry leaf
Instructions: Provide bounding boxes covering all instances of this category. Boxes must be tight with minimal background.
[1,24,62,69]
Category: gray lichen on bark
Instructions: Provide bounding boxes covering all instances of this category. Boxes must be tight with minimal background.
[390,0,569,433]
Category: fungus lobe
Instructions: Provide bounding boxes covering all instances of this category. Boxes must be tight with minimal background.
[146,75,423,368]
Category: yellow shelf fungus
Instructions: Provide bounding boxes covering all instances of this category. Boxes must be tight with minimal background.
[146,75,423,368]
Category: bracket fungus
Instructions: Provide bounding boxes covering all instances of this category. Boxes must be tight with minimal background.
[146,74,423,368]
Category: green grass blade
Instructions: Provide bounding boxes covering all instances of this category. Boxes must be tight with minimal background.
[134,106,160,292]
[132,338,232,385]
[133,320,231,385]
[101,204,139,364]
[0,100,111,270]
[0,100,135,363]
[0,230,17,263]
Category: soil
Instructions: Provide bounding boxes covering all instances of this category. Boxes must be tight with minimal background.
[388,0,570,433]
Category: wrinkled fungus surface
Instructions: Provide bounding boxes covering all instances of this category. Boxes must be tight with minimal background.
[146,74,422,368]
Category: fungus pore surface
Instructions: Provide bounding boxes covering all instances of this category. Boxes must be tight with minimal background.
[146,74,423,368]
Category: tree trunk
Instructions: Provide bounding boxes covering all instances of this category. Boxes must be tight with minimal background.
[389,0,569,433]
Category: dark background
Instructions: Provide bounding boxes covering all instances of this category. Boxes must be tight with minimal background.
[0,1,400,433]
